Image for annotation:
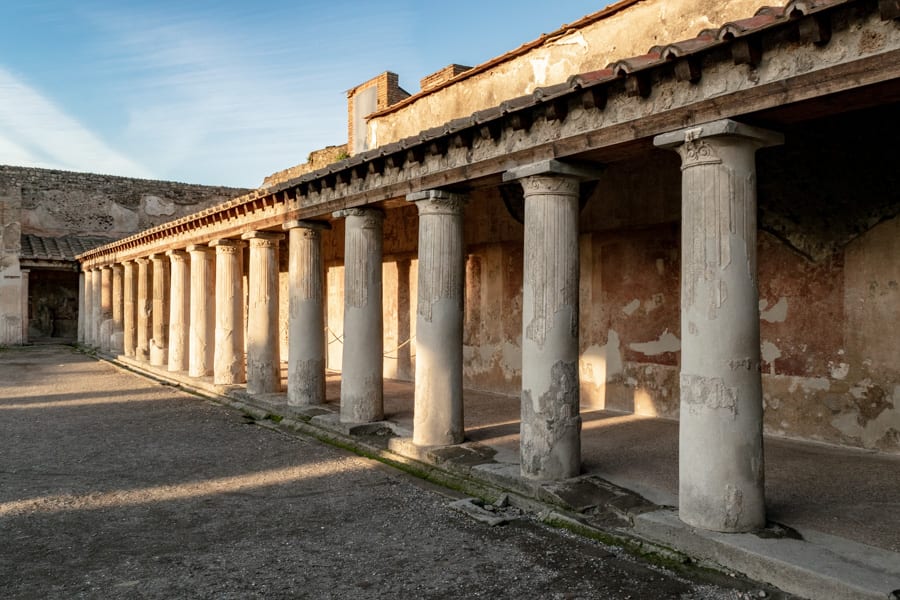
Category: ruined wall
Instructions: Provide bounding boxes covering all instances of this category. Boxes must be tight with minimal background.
[366,0,763,147]
[0,176,23,344]
[0,166,248,239]
[0,165,249,345]
[261,145,349,190]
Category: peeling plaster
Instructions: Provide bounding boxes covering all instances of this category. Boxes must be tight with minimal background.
[829,362,850,380]
[622,299,640,316]
[579,329,623,385]
[629,330,680,356]
[760,341,782,373]
[551,32,587,49]
[760,297,788,322]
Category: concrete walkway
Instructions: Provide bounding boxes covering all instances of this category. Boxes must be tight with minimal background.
[88,349,900,598]
[1,344,770,599]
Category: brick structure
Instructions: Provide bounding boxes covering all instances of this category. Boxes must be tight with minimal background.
[346,71,410,155]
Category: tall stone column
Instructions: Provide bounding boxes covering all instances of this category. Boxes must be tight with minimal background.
[406,190,466,446]
[83,269,94,346]
[504,160,600,480]
[166,250,190,372]
[283,220,330,406]
[99,266,113,352]
[20,269,30,344]
[123,261,137,358]
[91,267,102,348]
[188,245,216,378]
[111,264,124,354]
[241,231,284,395]
[149,253,170,367]
[211,239,246,385]
[77,271,86,344]
[135,258,152,362]
[655,119,783,532]
[333,208,384,423]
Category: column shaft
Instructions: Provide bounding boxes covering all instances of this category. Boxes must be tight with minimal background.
[123,262,137,357]
[212,240,245,385]
[99,266,113,351]
[91,268,102,348]
[83,270,94,346]
[149,254,170,366]
[655,119,783,532]
[284,221,329,406]
[135,258,151,362]
[167,250,190,372]
[77,271,85,344]
[188,245,216,377]
[406,191,466,446]
[242,231,283,394]
[111,265,124,354]
[520,175,581,479]
[334,208,384,423]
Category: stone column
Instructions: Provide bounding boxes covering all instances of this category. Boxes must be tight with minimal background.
[111,264,124,354]
[122,261,137,358]
[20,269,29,344]
[135,258,152,362]
[91,267,102,348]
[99,266,114,352]
[149,253,170,367]
[188,245,216,378]
[406,190,466,446]
[77,271,86,344]
[166,250,190,372]
[655,119,783,533]
[241,231,283,395]
[504,160,600,480]
[83,269,94,346]
[211,239,246,385]
[283,220,330,406]
[333,208,384,423]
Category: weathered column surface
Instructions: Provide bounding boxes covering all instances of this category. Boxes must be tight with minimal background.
[90,267,102,348]
[655,119,783,533]
[283,220,330,407]
[99,266,113,352]
[333,208,384,423]
[242,231,284,395]
[83,270,94,346]
[188,245,215,378]
[167,250,190,372]
[504,160,599,481]
[111,265,124,354]
[212,239,246,385]
[77,271,85,344]
[135,258,152,362]
[149,253,170,367]
[123,261,137,358]
[406,190,466,446]
[20,269,30,344]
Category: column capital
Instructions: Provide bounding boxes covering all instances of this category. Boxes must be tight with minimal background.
[406,189,467,216]
[502,159,603,184]
[166,249,189,261]
[148,253,167,262]
[209,238,246,249]
[187,244,215,254]
[283,219,332,231]
[241,231,285,246]
[134,256,150,264]
[653,119,783,151]
[332,207,385,221]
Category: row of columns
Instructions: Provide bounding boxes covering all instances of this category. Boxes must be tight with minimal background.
[76,119,778,534]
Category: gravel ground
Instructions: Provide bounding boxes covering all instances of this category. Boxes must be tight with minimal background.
[0,345,778,599]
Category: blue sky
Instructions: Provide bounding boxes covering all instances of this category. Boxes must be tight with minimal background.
[1,1,610,188]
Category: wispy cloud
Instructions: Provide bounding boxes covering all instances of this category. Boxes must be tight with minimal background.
[0,66,153,178]
[81,4,416,187]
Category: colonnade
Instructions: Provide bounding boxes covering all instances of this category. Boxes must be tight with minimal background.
[77,119,779,533]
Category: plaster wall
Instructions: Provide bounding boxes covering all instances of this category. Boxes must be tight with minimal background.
[0,180,23,344]
[366,0,764,147]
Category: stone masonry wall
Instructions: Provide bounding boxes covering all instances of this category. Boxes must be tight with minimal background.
[365,0,764,147]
